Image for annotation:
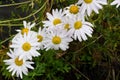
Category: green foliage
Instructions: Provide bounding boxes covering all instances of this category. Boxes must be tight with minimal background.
[22,50,71,80]
[0,0,120,80]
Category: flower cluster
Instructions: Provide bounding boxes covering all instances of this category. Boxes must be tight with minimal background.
[4,0,119,79]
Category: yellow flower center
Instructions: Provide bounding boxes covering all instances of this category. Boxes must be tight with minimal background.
[21,28,29,35]
[52,36,61,44]
[64,24,70,30]
[69,5,79,14]
[15,57,23,66]
[37,35,43,42]
[84,0,93,4]
[22,42,31,51]
[74,21,82,30]
[53,18,61,26]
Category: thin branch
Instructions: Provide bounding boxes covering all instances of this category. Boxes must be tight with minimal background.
[70,64,90,80]
[0,35,14,45]
[74,35,103,53]
[0,1,31,7]
[112,68,115,80]
[62,58,90,80]
[0,24,23,27]
[0,0,48,24]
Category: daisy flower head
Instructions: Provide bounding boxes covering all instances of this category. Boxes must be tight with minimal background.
[16,21,36,35]
[62,16,73,30]
[69,15,93,42]
[10,32,40,60]
[44,28,73,51]
[42,9,65,29]
[37,27,47,50]
[64,4,82,18]
[4,49,34,79]
[61,15,79,37]
[77,0,107,16]
[111,0,120,8]
[12,31,37,43]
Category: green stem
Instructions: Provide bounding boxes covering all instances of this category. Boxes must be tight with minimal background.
[74,35,103,54]
[0,0,48,24]
[0,24,23,26]
[70,64,90,80]
[0,1,31,7]
[0,35,14,45]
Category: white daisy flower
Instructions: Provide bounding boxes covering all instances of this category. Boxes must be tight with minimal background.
[62,16,73,30]
[44,28,73,51]
[12,21,36,41]
[16,21,35,35]
[37,27,47,50]
[61,16,76,37]
[42,9,65,29]
[111,0,120,8]
[69,15,93,42]
[12,31,37,43]
[64,4,82,17]
[10,32,40,60]
[77,0,107,16]
[4,49,34,79]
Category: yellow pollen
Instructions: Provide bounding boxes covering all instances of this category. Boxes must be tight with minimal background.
[53,18,61,26]
[15,57,23,66]
[52,36,61,44]
[22,42,31,51]
[84,0,93,4]
[37,35,43,42]
[69,5,79,14]
[74,21,82,30]
[21,28,29,35]
[64,24,70,30]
